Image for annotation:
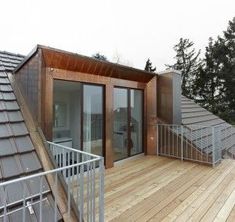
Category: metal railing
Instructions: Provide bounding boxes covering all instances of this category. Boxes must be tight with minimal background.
[157,124,235,166]
[0,141,104,222]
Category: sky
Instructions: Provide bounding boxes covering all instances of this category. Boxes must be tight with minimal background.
[0,0,234,71]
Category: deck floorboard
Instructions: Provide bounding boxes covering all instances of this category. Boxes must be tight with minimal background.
[105,155,235,222]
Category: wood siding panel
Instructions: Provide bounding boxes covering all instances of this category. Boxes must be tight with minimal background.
[146,76,157,155]
[15,51,41,124]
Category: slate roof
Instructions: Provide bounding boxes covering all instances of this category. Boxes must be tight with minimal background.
[0,51,24,72]
[181,95,235,157]
[0,51,61,221]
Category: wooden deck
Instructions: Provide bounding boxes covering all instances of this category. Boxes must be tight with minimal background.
[104,155,235,222]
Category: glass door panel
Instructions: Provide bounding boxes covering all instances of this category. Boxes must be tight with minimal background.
[83,84,104,156]
[53,80,82,150]
[130,89,143,155]
[113,88,128,161]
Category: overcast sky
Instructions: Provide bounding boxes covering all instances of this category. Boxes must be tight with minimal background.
[0,0,234,70]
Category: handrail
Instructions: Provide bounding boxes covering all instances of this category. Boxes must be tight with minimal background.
[156,124,231,166]
[0,141,105,222]
[47,141,101,159]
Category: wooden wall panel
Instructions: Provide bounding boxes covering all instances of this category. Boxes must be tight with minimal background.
[157,73,173,123]
[43,68,53,140]
[15,51,41,124]
[51,68,146,89]
[105,84,114,168]
[145,76,157,155]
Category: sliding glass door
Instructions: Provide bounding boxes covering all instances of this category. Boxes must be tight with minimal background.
[83,84,104,156]
[113,88,129,160]
[53,80,104,157]
[113,87,143,161]
[130,89,143,156]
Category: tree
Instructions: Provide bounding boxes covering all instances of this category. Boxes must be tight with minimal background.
[194,17,235,123]
[194,37,226,114]
[92,52,108,61]
[144,58,156,72]
[167,38,201,98]
[169,18,235,124]
[220,17,235,122]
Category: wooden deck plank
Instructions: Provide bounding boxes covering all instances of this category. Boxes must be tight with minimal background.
[103,156,235,222]
[112,164,210,222]
[161,161,235,222]
[137,161,231,222]
[226,204,235,222]
[192,172,235,221]
[214,189,235,222]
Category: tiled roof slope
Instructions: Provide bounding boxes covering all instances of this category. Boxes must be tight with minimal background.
[0,51,24,71]
[0,52,61,221]
[181,95,235,156]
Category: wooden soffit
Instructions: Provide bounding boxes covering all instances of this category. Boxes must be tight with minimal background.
[38,46,155,83]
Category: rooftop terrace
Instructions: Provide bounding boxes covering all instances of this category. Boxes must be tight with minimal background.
[104,155,235,222]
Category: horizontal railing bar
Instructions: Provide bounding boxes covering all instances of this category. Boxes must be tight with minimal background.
[0,158,101,187]
[47,141,101,159]
[0,190,50,210]
[0,197,48,218]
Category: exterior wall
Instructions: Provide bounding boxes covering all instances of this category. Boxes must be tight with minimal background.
[157,70,181,124]
[43,68,157,168]
[145,76,157,155]
[15,51,158,169]
[15,51,42,125]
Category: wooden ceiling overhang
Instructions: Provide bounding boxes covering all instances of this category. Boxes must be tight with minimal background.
[15,45,156,83]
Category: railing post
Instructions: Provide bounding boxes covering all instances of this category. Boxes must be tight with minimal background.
[212,126,216,167]
[181,125,184,161]
[156,125,159,156]
[99,157,104,222]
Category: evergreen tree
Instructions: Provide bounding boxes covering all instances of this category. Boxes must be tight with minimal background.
[194,17,235,123]
[144,58,156,72]
[194,37,226,114]
[168,38,201,98]
[220,17,235,123]
[92,53,108,61]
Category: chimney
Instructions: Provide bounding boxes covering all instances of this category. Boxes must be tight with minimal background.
[157,69,181,124]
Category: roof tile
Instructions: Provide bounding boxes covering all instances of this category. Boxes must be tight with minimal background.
[5,101,19,110]
[0,112,8,123]
[0,186,4,207]
[0,72,7,77]
[1,92,16,101]
[33,195,62,222]
[0,78,10,84]
[20,152,42,174]
[15,136,34,153]
[10,122,28,136]
[0,101,19,111]
[0,155,23,179]
[27,176,50,195]
[0,138,17,156]
[0,85,13,92]
[0,124,12,138]
[8,207,33,222]
[8,111,23,122]
[5,181,30,204]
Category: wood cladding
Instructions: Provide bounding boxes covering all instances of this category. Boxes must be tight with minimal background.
[41,47,154,83]
[145,76,157,155]
[15,51,41,124]
[15,46,158,169]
